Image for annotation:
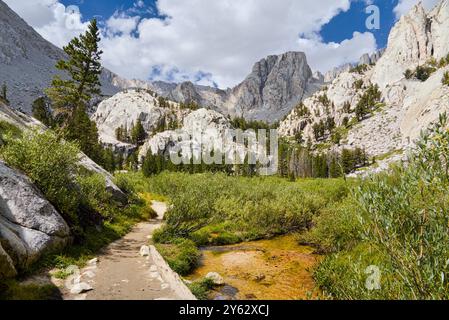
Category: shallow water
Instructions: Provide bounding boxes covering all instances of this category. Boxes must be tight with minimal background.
[187,235,321,300]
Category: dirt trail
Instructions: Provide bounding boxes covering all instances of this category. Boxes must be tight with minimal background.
[62,201,195,300]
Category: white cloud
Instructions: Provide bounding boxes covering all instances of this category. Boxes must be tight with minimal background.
[297,32,377,73]
[393,0,440,19]
[105,12,140,36]
[4,0,88,48]
[5,0,378,88]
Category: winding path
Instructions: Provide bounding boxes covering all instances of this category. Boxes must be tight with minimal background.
[62,201,195,300]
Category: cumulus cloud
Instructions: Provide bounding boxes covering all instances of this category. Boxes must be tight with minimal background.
[105,12,140,36]
[5,0,88,48]
[5,0,378,88]
[393,0,440,19]
[297,32,377,73]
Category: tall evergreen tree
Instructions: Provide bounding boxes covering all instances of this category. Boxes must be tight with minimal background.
[65,105,103,164]
[46,19,103,120]
[32,97,54,128]
[1,83,7,103]
[131,119,146,146]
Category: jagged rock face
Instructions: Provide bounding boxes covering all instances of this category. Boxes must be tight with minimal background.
[372,1,449,89]
[0,0,120,113]
[324,63,353,83]
[118,52,321,123]
[169,82,203,105]
[279,1,449,161]
[359,49,385,66]
[0,162,71,277]
[400,66,449,142]
[224,52,316,122]
[92,89,190,148]
[279,71,363,138]
[324,50,385,83]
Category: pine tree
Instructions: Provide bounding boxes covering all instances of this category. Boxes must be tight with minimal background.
[131,119,146,146]
[65,105,103,164]
[328,154,341,178]
[1,83,7,103]
[32,97,54,128]
[46,19,103,121]
[102,148,116,173]
[443,71,449,86]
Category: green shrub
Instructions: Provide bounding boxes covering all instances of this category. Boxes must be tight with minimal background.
[300,197,361,253]
[0,280,60,300]
[0,121,22,141]
[350,64,369,74]
[1,129,81,227]
[191,223,243,246]
[442,71,449,86]
[415,65,436,82]
[404,69,414,79]
[187,278,215,300]
[314,113,449,299]
[155,239,200,276]
[76,173,115,221]
[143,172,349,243]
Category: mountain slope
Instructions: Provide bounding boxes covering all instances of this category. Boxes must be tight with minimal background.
[279,0,449,172]
[116,52,322,123]
[0,0,120,113]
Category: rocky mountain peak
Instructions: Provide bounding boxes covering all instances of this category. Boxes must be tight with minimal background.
[169,81,203,105]
[227,51,317,122]
[279,0,449,175]
[371,0,449,88]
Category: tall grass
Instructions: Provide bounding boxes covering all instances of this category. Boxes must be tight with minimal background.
[123,172,350,245]
[311,114,449,300]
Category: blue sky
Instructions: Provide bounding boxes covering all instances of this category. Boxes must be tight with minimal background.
[7,0,437,88]
[63,0,400,49]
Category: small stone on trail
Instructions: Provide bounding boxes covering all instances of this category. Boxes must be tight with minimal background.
[70,282,93,295]
[150,265,158,272]
[140,245,150,257]
[88,258,98,266]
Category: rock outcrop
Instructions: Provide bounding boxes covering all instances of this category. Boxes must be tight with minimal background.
[138,108,232,161]
[279,1,449,165]
[371,0,449,89]
[0,161,71,277]
[92,89,190,151]
[222,52,318,122]
[0,0,120,113]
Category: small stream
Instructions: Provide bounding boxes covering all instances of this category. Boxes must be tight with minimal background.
[187,235,322,300]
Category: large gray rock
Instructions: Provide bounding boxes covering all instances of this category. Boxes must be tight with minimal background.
[79,154,127,204]
[0,162,71,275]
